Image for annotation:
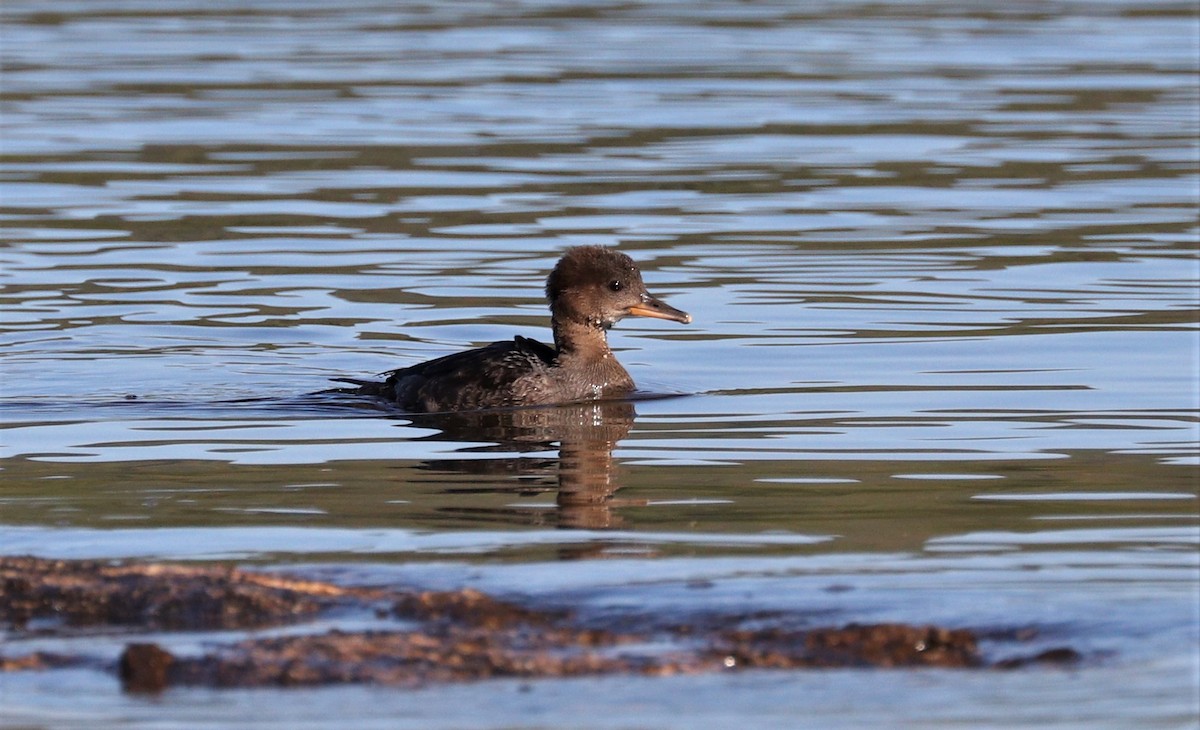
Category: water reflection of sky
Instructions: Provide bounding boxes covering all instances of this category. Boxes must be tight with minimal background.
[0,1,1197,725]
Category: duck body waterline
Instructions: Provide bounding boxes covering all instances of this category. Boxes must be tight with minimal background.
[333,246,691,413]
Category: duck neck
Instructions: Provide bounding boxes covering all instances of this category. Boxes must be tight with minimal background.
[552,317,613,362]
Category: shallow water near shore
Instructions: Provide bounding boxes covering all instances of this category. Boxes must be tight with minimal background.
[2,0,1198,727]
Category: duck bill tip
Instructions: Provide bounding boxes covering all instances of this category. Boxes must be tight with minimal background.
[626,303,692,324]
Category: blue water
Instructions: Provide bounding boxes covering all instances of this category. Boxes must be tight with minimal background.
[1,1,1198,727]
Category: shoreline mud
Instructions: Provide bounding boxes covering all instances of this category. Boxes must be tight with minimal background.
[1,556,1081,692]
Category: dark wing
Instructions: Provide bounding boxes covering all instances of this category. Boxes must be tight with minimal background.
[336,337,557,412]
[513,334,556,362]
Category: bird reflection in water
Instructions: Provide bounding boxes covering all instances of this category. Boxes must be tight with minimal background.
[407,399,638,532]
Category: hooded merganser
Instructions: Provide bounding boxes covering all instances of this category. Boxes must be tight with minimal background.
[333,246,691,412]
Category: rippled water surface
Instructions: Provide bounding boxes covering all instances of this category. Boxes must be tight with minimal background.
[2,1,1198,727]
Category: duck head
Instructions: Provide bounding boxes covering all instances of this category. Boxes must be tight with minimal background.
[545,245,691,330]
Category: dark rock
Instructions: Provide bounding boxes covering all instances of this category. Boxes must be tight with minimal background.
[120,643,175,693]
[994,647,1083,669]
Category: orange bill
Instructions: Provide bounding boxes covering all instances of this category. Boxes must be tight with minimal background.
[626,294,692,324]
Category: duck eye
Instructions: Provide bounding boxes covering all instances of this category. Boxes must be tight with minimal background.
[608,280,623,292]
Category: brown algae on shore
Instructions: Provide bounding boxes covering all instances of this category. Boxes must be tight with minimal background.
[1,556,1081,692]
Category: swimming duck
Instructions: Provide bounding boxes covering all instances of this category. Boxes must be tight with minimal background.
[334,246,690,412]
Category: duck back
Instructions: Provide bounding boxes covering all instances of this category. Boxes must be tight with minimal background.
[374,336,558,412]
